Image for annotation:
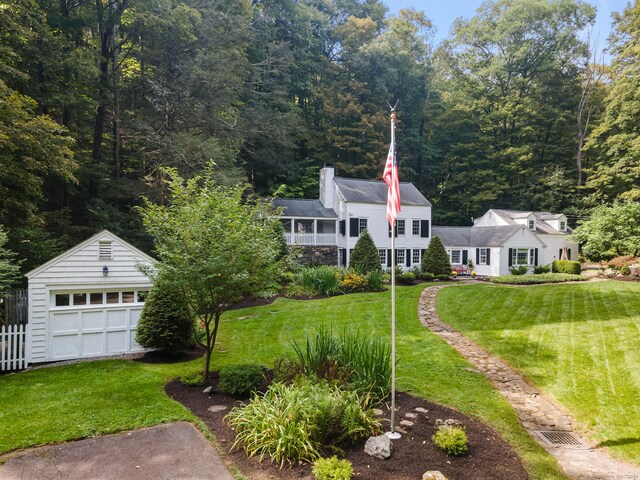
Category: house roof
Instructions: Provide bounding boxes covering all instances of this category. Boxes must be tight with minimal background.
[433,225,534,247]
[273,199,337,218]
[26,230,156,278]
[333,177,431,206]
[491,209,571,234]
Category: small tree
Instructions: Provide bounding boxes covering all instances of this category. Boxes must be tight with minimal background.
[0,225,21,297]
[349,229,381,274]
[422,235,451,276]
[138,165,284,378]
[135,278,193,355]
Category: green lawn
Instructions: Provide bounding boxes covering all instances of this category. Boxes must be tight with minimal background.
[437,281,640,465]
[0,285,567,479]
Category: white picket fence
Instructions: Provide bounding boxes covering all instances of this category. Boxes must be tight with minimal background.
[1,324,27,371]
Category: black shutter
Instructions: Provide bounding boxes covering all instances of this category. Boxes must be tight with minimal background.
[406,249,411,267]
[508,248,513,267]
[486,249,491,265]
[476,249,480,265]
[568,249,572,260]
[388,223,392,238]
[462,250,468,265]
[420,220,429,238]
[350,218,359,237]
[534,248,539,266]
[387,249,392,268]
[339,220,346,236]
[559,248,562,259]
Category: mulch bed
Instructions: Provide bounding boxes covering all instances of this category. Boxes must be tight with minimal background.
[166,376,528,480]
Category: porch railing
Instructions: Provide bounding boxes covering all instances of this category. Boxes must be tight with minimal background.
[285,233,336,246]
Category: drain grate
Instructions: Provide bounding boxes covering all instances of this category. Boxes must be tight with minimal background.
[539,431,583,446]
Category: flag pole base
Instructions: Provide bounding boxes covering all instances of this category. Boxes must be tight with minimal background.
[385,431,402,440]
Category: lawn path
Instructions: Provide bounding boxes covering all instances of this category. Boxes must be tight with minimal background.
[419,283,640,480]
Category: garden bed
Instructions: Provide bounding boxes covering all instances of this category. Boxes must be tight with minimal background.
[166,376,528,480]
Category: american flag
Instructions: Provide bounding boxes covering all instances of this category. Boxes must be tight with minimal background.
[382,140,401,226]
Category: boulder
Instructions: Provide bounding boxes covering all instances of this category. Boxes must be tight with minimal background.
[364,435,393,459]
[422,471,448,480]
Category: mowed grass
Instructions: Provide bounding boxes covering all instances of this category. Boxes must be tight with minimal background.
[437,281,640,464]
[0,285,567,479]
[0,358,203,454]
[213,285,566,479]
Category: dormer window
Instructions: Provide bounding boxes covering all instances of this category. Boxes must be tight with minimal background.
[560,221,566,231]
[528,220,535,230]
[98,241,113,260]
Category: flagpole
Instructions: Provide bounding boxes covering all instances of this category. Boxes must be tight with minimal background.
[386,108,401,440]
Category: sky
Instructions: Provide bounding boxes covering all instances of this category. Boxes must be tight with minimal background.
[383,0,629,61]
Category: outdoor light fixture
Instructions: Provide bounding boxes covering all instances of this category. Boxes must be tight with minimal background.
[102,266,109,277]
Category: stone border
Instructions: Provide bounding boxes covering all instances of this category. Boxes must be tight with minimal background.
[418,284,640,480]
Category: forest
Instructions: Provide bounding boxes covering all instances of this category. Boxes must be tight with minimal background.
[1,0,639,275]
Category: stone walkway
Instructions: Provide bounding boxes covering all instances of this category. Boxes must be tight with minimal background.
[418,283,640,480]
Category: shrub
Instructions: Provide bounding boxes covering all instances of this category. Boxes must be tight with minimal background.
[552,260,581,275]
[290,329,391,405]
[490,273,587,284]
[533,264,551,274]
[364,270,386,291]
[432,425,468,456]
[135,279,193,354]
[339,272,366,293]
[226,380,380,466]
[422,236,452,276]
[312,456,354,480]
[349,230,381,274]
[219,364,267,396]
[272,356,302,384]
[180,372,204,386]
[607,256,638,270]
[621,265,631,275]
[436,274,450,281]
[418,272,435,281]
[396,272,415,284]
[509,265,529,275]
[297,266,342,296]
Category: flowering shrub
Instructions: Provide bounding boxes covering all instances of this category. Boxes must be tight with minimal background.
[451,271,458,277]
[339,272,366,293]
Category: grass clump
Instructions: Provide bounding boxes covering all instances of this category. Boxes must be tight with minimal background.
[226,380,380,466]
[312,456,354,480]
[180,372,204,386]
[219,364,267,396]
[290,329,391,406]
[533,264,551,274]
[296,266,342,296]
[490,273,586,284]
[432,425,469,456]
[509,265,529,275]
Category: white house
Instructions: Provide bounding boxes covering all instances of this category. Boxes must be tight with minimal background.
[25,230,155,364]
[433,209,579,276]
[274,165,432,270]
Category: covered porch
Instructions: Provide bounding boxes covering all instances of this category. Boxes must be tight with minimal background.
[281,218,337,246]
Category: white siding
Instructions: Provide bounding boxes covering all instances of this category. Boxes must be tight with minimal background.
[27,232,154,363]
[538,234,579,266]
[499,229,545,275]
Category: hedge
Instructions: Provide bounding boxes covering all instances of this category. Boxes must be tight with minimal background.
[552,260,581,275]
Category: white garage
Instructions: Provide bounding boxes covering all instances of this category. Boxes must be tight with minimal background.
[26,230,155,364]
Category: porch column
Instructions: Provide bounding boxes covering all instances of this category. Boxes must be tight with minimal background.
[314,219,318,246]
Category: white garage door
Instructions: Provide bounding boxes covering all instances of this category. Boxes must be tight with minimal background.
[49,290,148,361]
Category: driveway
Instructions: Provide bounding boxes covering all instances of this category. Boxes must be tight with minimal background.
[0,422,235,480]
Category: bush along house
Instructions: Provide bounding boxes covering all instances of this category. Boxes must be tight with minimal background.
[273,165,432,271]
[432,209,579,276]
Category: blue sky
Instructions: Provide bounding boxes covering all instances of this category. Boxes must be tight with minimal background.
[383,0,629,61]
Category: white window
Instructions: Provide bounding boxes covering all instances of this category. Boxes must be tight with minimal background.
[412,220,420,235]
[397,219,405,235]
[528,220,535,230]
[511,248,533,266]
[449,249,461,264]
[397,249,405,265]
[478,248,488,265]
[412,249,421,264]
[98,241,112,260]
[560,221,566,231]
[378,249,387,265]
[358,218,368,234]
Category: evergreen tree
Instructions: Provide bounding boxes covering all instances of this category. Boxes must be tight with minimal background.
[135,277,193,355]
[0,226,21,297]
[349,230,381,274]
[422,236,451,276]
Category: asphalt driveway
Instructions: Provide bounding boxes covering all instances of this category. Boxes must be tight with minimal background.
[0,422,235,480]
